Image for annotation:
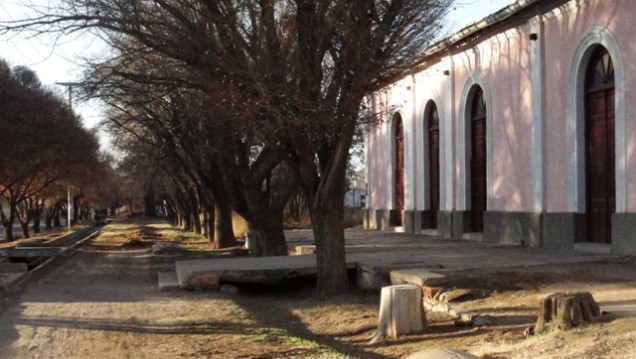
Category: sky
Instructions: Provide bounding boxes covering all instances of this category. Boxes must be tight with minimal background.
[0,0,515,142]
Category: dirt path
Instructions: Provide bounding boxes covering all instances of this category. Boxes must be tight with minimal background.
[1,219,635,359]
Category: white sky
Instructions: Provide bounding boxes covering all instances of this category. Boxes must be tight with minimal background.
[0,0,515,140]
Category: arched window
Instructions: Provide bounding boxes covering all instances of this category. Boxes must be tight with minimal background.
[393,114,404,226]
[427,103,440,229]
[470,88,486,232]
[585,47,615,244]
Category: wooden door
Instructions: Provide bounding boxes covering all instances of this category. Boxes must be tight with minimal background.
[586,48,615,244]
[470,89,487,233]
[394,116,404,226]
[428,104,440,229]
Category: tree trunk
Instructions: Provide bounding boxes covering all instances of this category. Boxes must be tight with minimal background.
[1,208,16,242]
[19,221,29,239]
[370,285,427,343]
[309,188,349,296]
[144,185,157,217]
[33,212,41,233]
[53,211,61,227]
[204,206,214,241]
[213,198,237,249]
[534,292,601,333]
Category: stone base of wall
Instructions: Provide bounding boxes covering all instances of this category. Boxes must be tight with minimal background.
[451,211,472,238]
[364,208,636,254]
[402,210,415,233]
[437,211,453,238]
[484,212,543,247]
[612,213,636,255]
[541,212,586,249]
[412,210,442,232]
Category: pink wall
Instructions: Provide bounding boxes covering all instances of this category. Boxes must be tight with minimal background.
[367,0,636,214]
[543,0,636,212]
[451,27,534,212]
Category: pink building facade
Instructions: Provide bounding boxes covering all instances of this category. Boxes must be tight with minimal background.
[364,0,636,254]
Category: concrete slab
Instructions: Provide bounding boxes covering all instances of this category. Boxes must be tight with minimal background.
[403,348,480,359]
[167,229,623,291]
[0,247,66,258]
[390,268,446,286]
[157,271,180,291]
[0,272,24,286]
[575,242,612,255]
[0,262,28,273]
[175,254,357,289]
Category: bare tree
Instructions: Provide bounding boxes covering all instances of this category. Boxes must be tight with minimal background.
[2,0,453,293]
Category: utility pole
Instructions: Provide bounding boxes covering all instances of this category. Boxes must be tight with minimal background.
[55,82,82,230]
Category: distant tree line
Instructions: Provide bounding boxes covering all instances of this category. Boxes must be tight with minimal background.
[0,60,116,241]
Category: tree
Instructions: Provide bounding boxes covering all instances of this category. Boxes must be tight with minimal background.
[2,0,453,294]
[0,60,102,241]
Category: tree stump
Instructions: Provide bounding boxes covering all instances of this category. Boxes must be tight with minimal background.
[534,292,601,333]
[370,284,427,343]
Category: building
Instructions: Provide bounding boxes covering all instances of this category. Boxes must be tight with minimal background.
[364,0,636,255]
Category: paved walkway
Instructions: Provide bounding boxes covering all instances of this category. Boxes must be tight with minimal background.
[285,229,621,273]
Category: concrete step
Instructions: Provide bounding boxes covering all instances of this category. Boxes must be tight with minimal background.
[157,271,180,291]
[574,242,612,255]
[461,232,483,241]
[420,229,440,237]
[390,268,446,287]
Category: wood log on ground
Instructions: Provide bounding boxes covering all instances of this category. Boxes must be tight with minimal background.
[370,284,427,343]
[534,292,601,333]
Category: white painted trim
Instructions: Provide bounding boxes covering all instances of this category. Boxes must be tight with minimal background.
[458,72,493,212]
[405,77,417,211]
[415,89,444,211]
[567,26,626,213]
[444,57,455,211]
[530,16,545,212]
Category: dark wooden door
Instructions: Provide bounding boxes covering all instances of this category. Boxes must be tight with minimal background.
[428,104,440,229]
[395,116,404,226]
[470,89,487,233]
[586,48,615,244]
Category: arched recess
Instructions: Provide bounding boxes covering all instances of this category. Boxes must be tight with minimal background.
[459,73,493,232]
[416,90,446,214]
[391,112,405,226]
[585,46,615,244]
[422,100,441,229]
[567,26,626,214]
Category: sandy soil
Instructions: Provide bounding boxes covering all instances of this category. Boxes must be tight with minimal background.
[0,219,635,359]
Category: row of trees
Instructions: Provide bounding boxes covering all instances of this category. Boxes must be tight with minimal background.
[3,0,453,295]
[0,60,116,241]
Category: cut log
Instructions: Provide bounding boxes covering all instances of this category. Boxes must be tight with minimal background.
[534,292,601,333]
[370,284,426,343]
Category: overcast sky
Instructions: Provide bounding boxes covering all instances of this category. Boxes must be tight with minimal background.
[0,0,515,132]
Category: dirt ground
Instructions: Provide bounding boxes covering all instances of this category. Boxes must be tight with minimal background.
[1,219,635,359]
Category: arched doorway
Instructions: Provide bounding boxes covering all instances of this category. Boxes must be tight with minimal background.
[470,88,487,232]
[585,47,615,244]
[427,103,440,229]
[394,114,404,226]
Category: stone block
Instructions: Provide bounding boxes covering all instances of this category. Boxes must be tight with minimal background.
[437,211,453,238]
[403,210,416,233]
[157,271,179,291]
[542,212,585,249]
[390,268,446,287]
[612,213,636,255]
[484,211,542,247]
